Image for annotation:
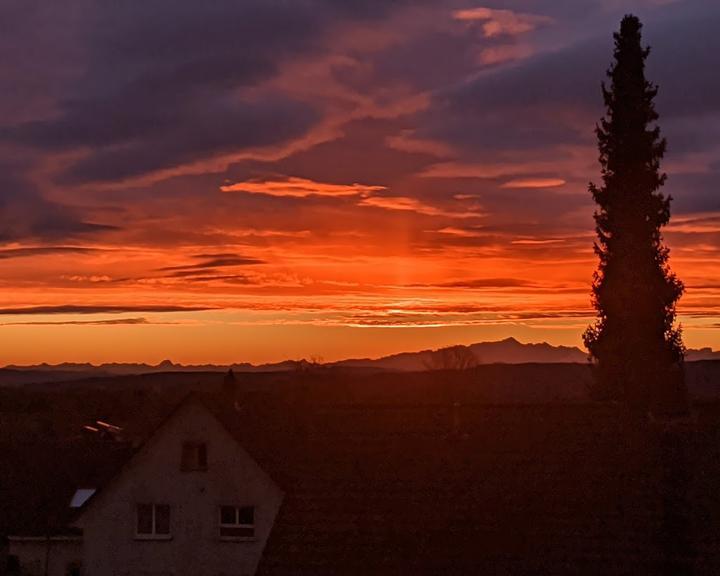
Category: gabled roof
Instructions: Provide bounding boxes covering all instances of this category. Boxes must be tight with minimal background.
[72,391,264,524]
[1,392,226,536]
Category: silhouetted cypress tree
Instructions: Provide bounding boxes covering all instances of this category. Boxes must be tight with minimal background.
[583,15,687,414]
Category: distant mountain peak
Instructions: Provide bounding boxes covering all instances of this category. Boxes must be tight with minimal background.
[332,338,589,372]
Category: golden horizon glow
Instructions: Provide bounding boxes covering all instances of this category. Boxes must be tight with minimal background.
[1,209,718,364]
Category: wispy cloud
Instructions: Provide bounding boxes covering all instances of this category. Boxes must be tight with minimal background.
[511,238,567,245]
[358,196,483,218]
[419,158,585,180]
[220,177,385,198]
[409,277,537,289]
[433,227,485,238]
[1,317,150,326]
[59,274,123,283]
[0,246,101,260]
[501,178,566,189]
[667,214,720,234]
[220,229,311,239]
[478,44,535,66]
[452,7,553,38]
[0,305,213,315]
[439,278,536,289]
[158,254,265,272]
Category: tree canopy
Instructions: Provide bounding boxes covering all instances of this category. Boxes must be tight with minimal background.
[583,15,687,414]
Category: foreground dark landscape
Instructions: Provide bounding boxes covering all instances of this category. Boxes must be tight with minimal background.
[2,362,720,574]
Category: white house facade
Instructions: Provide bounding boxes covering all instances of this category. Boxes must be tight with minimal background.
[76,398,283,576]
[7,396,283,576]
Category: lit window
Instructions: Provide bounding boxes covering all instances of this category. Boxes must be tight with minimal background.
[219,505,255,539]
[136,503,171,538]
[181,442,207,471]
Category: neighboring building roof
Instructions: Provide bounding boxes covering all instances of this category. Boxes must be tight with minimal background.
[0,439,131,537]
[3,386,720,574]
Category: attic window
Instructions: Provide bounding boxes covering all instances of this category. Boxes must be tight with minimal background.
[136,503,171,539]
[181,441,207,471]
[219,505,255,540]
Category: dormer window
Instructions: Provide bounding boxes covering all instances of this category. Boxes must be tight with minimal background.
[181,441,207,471]
[219,505,255,540]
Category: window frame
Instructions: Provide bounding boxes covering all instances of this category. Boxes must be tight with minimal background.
[218,505,256,541]
[180,441,208,472]
[134,503,172,540]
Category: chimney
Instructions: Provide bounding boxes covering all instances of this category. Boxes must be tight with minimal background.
[222,369,245,412]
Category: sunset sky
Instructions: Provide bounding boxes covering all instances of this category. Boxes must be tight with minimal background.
[1,0,719,365]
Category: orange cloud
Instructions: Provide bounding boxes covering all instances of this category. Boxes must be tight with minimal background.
[501,178,566,189]
[434,227,485,238]
[479,44,535,66]
[220,176,385,198]
[385,131,454,157]
[452,7,553,38]
[511,238,566,245]
[666,213,720,234]
[215,228,312,239]
[419,155,590,180]
[358,196,483,218]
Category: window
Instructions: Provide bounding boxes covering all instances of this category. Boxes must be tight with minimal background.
[181,441,207,471]
[136,503,171,538]
[219,505,255,539]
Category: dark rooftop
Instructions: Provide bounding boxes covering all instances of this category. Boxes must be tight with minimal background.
[0,439,131,537]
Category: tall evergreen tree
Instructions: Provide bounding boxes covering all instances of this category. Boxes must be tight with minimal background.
[583,15,687,414]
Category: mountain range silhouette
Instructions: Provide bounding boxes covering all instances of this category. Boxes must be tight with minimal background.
[4,337,718,375]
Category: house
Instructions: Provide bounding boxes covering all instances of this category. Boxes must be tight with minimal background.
[3,394,283,576]
[4,379,720,575]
